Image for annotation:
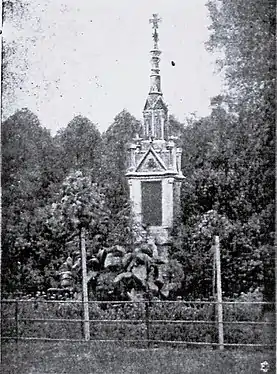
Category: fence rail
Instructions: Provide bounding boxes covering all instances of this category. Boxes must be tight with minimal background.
[1,299,274,304]
[2,317,275,325]
[1,299,275,349]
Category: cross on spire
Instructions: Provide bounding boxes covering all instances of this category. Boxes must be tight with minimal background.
[149,14,162,46]
[149,13,162,30]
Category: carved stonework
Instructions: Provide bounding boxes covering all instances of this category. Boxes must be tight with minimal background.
[147,158,156,169]
[136,148,166,173]
[125,14,184,241]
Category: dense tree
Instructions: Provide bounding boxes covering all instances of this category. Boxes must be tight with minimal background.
[170,0,275,300]
[2,108,64,293]
[206,0,275,215]
[171,95,274,299]
[55,116,102,180]
[206,0,275,300]
[46,171,109,294]
[206,0,275,103]
[100,110,142,238]
[168,114,185,142]
[1,109,141,296]
[101,109,142,182]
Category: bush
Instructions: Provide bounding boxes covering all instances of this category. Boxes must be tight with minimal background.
[147,302,216,343]
[223,289,274,346]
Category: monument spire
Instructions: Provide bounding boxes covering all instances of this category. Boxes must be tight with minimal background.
[126,14,184,248]
[141,13,167,140]
[149,14,162,95]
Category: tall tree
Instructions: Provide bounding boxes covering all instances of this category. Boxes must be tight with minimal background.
[101,110,141,181]
[55,115,102,180]
[100,110,142,224]
[206,0,275,104]
[171,1,275,299]
[206,0,275,301]
[2,108,64,293]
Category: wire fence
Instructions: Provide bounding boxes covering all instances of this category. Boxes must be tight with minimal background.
[1,299,275,349]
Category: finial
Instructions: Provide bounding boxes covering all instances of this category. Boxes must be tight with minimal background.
[149,14,162,47]
[149,13,162,29]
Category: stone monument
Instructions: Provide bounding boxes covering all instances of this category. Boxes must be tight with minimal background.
[126,14,184,245]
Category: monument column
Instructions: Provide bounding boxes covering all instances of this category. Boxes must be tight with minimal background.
[126,14,185,244]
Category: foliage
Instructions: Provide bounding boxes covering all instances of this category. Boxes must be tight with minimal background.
[169,1,275,300]
[2,2,274,304]
[46,170,112,296]
[168,114,185,144]
[173,76,275,304]
[101,109,142,184]
[55,116,102,180]
[206,0,275,234]
[223,288,263,323]
[70,223,184,301]
[1,109,64,293]
[2,298,273,346]
[112,225,183,300]
[206,0,275,102]
[2,108,62,206]
[49,171,107,234]
[1,108,142,296]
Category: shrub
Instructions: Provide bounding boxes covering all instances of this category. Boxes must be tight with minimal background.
[223,289,274,346]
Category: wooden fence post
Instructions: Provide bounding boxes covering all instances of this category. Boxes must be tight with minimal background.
[144,300,151,348]
[212,247,216,298]
[15,300,19,353]
[80,227,90,341]
[215,235,224,350]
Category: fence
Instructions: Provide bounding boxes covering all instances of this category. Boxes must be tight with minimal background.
[1,299,275,349]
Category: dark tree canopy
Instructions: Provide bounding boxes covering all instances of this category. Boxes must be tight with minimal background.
[55,115,102,180]
[101,109,142,181]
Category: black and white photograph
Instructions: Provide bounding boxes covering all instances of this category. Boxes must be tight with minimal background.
[1,0,275,373]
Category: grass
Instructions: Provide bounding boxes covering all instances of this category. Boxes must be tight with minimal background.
[1,341,275,374]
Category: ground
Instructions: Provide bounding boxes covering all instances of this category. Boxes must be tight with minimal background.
[1,341,275,374]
